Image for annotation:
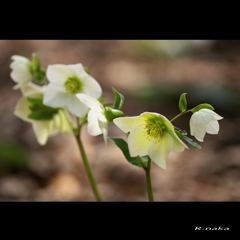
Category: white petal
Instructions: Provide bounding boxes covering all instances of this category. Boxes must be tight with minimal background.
[191,125,206,142]
[66,96,88,117]
[68,64,102,98]
[10,57,32,84]
[76,93,103,112]
[81,76,102,99]
[47,64,74,86]
[20,82,43,97]
[87,110,102,136]
[148,135,173,169]
[206,120,219,134]
[113,116,145,133]
[32,122,49,145]
[171,133,187,152]
[127,126,152,157]
[191,110,213,125]
[202,109,223,120]
[11,55,30,63]
[14,98,32,123]
[43,83,67,108]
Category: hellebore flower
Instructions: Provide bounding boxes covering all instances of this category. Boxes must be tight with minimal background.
[10,55,32,89]
[77,93,108,142]
[43,64,102,117]
[190,108,223,142]
[113,112,188,169]
[14,97,72,145]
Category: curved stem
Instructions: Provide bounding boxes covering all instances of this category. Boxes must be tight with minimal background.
[145,159,154,202]
[75,127,102,201]
[170,110,191,122]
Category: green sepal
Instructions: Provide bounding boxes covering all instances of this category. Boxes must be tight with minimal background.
[110,137,148,168]
[191,103,214,113]
[105,107,124,122]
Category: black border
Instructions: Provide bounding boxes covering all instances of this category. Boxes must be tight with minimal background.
[0,202,238,236]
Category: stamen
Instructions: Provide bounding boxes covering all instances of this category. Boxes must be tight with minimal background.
[65,76,83,94]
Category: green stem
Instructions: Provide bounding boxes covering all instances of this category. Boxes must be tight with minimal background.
[145,159,154,202]
[75,127,102,201]
[170,110,191,122]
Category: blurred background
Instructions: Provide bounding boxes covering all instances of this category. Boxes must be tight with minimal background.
[0,40,240,201]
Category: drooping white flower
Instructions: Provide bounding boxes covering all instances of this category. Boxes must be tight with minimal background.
[190,108,223,142]
[10,55,32,89]
[43,64,102,117]
[77,93,108,142]
[113,112,188,169]
[14,97,72,145]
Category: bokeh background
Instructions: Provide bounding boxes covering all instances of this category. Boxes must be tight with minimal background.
[0,40,239,201]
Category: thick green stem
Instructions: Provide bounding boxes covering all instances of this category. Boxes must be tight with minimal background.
[75,127,102,201]
[145,159,154,202]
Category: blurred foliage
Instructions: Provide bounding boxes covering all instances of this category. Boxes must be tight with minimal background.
[0,141,29,173]
[129,40,213,59]
[130,82,240,116]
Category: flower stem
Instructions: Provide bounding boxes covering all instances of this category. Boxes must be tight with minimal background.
[170,110,191,122]
[75,126,102,201]
[145,159,154,202]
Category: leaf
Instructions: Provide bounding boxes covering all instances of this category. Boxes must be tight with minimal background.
[178,93,188,112]
[27,97,59,120]
[175,128,202,149]
[191,103,215,113]
[105,107,124,122]
[112,88,124,110]
[110,137,148,168]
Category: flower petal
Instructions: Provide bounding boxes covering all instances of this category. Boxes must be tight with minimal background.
[113,116,145,133]
[66,96,88,117]
[43,83,67,108]
[148,135,173,169]
[127,126,152,157]
[206,120,219,134]
[87,110,102,136]
[32,122,50,145]
[202,109,223,120]
[14,98,32,123]
[47,64,74,86]
[10,56,32,84]
[76,93,103,112]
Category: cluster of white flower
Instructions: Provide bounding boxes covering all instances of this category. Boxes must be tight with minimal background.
[10,54,111,145]
[11,54,223,170]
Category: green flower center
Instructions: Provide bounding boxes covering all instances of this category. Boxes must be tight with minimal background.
[144,115,168,140]
[64,76,83,94]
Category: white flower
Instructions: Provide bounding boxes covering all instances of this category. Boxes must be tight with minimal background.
[190,108,223,142]
[113,112,188,169]
[14,97,72,145]
[43,64,102,117]
[10,55,32,89]
[77,93,108,142]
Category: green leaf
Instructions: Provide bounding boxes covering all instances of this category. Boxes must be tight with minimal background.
[175,128,202,149]
[110,137,148,168]
[191,103,215,113]
[27,97,59,120]
[179,93,188,112]
[31,53,46,83]
[112,88,124,110]
[105,107,124,122]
